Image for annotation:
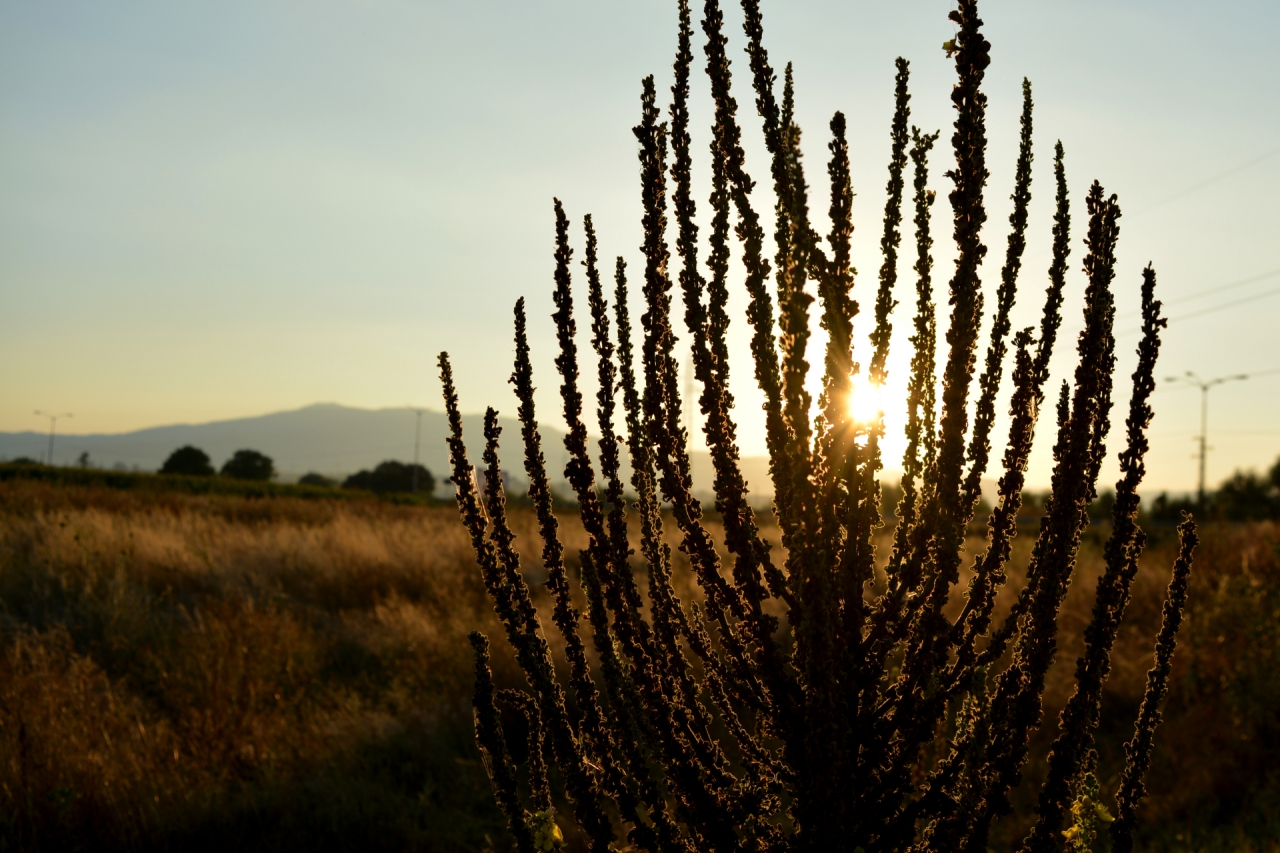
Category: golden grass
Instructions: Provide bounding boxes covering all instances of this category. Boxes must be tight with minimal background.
[0,479,1274,851]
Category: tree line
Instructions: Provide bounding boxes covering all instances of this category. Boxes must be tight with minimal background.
[157,445,435,494]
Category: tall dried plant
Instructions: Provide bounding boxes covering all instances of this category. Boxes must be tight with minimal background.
[440,1,1195,850]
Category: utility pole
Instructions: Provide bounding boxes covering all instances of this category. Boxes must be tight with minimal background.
[33,411,72,466]
[1164,371,1249,508]
[411,408,423,496]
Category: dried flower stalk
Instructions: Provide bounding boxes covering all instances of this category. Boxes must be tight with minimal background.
[440,2,1193,849]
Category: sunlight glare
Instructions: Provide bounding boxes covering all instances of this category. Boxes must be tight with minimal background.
[848,372,884,427]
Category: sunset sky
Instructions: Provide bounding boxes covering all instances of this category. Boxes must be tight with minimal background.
[2,0,1278,493]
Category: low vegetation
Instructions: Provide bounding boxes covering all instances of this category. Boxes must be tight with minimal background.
[0,479,500,852]
[0,481,1274,851]
[0,461,357,503]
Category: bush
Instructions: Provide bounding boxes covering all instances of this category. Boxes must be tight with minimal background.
[220,449,275,482]
[298,472,338,488]
[160,445,215,476]
[342,461,434,495]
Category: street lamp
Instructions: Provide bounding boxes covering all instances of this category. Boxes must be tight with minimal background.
[1163,372,1249,508]
[33,411,73,466]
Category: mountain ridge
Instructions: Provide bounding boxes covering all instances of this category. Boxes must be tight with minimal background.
[0,403,775,500]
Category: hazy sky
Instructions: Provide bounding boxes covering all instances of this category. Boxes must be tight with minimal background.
[2,0,1278,493]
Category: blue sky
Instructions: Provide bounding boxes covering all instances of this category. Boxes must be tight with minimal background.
[2,0,1278,492]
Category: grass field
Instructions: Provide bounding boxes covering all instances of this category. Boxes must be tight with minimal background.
[0,475,1275,851]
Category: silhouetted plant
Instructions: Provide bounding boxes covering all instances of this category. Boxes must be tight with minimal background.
[441,2,1196,850]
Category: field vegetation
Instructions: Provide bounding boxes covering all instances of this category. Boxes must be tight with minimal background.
[0,480,1274,851]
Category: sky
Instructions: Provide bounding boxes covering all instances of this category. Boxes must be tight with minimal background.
[2,0,1278,493]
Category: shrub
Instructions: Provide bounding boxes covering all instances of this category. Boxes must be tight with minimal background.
[299,472,338,488]
[221,449,275,481]
[160,445,215,476]
[342,461,435,495]
[440,1,1200,851]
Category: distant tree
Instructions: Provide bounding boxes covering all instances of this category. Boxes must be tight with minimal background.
[1149,491,1198,525]
[160,446,215,477]
[1088,487,1117,522]
[1216,469,1277,521]
[1270,455,1280,492]
[343,471,372,491]
[342,461,434,495]
[8,457,40,466]
[298,472,337,488]
[220,449,275,481]
[77,451,92,469]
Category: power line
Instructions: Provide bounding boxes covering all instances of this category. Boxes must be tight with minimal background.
[1118,285,1280,336]
[1156,366,1280,390]
[1150,425,1280,438]
[1212,429,1280,436]
[1164,285,1280,323]
[1131,144,1280,217]
[1117,266,1280,319]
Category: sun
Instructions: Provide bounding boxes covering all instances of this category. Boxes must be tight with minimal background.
[847,372,885,428]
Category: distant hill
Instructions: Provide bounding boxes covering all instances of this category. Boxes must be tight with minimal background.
[0,404,775,501]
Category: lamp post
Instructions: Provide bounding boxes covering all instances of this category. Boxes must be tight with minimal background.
[33,411,73,466]
[1164,372,1249,508]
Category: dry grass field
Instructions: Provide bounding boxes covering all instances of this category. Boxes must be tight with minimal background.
[0,478,1274,851]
